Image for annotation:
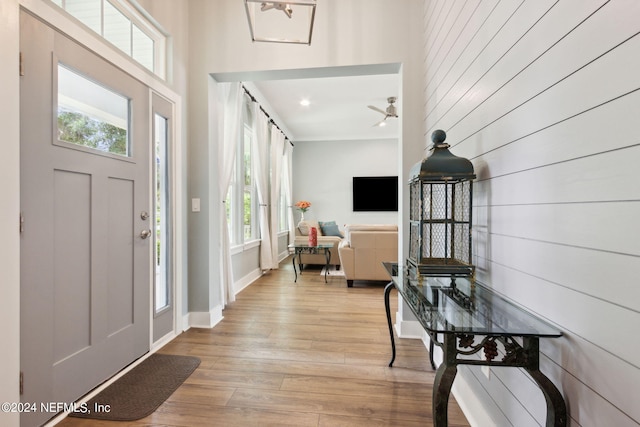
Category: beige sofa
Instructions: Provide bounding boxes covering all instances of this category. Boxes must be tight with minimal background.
[338,224,398,287]
[294,220,343,269]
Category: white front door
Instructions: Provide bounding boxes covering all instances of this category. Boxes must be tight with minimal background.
[20,12,151,426]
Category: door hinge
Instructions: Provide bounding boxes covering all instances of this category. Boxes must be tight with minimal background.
[19,371,24,395]
[20,213,24,233]
[19,52,24,76]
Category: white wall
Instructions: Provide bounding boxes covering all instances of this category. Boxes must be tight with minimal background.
[293,138,399,227]
[0,3,422,425]
[423,1,640,426]
[187,0,425,302]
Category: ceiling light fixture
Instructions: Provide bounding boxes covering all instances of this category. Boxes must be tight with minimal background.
[261,2,293,18]
[300,99,310,106]
[244,0,317,45]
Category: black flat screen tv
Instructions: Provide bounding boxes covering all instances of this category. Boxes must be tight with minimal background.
[352,176,398,212]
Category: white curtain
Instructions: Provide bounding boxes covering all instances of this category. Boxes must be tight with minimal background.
[218,82,242,306]
[283,141,295,246]
[251,101,274,271]
[270,126,286,268]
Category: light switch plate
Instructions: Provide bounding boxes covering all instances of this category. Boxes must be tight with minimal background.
[192,198,201,212]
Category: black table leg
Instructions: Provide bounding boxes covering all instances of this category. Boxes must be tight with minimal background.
[523,337,567,427]
[433,334,458,427]
[384,281,396,367]
[323,248,331,283]
[292,251,298,282]
[429,337,436,370]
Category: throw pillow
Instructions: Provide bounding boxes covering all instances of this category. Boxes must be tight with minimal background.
[319,220,343,237]
[298,220,320,236]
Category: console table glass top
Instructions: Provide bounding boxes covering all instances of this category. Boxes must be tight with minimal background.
[291,242,334,250]
[383,263,562,337]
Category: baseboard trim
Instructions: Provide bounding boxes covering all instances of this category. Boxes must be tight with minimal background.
[451,367,500,427]
[234,267,262,295]
[152,330,177,351]
[181,313,190,332]
[394,316,423,339]
[184,269,260,331]
[188,306,224,329]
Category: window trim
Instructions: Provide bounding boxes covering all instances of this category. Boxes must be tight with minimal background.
[49,0,167,78]
[110,0,167,76]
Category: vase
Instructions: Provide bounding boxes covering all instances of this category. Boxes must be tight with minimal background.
[308,226,318,246]
[300,211,305,222]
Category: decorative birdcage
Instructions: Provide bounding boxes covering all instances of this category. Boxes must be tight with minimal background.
[407,130,476,280]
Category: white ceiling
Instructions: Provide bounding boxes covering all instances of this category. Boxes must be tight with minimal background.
[251,73,400,142]
[213,65,400,143]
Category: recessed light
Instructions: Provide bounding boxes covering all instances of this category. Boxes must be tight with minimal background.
[378,121,387,127]
[300,99,310,107]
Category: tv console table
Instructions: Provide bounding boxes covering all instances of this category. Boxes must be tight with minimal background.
[383,262,566,427]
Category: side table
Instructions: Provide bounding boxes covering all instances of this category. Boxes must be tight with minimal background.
[289,243,333,283]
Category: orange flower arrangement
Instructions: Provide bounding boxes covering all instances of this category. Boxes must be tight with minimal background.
[294,200,311,212]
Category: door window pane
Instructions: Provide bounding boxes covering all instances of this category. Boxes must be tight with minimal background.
[57,64,130,156]
[154,113,169,312]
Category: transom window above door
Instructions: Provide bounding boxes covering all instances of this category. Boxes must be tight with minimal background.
[49,0,166,77]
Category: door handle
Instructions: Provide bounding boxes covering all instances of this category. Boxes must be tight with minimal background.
[140,229,152,239]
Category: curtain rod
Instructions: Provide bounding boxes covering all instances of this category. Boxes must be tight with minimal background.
[242,85,294,147]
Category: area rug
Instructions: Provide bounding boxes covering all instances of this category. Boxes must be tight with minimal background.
[320,265,345,277]
[69,353,200,421]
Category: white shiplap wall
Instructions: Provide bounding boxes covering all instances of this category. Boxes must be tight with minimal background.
[423,1,640,426]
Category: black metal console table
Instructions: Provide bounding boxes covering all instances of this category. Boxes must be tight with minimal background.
[289,243,333,283]
[383,262,566,427]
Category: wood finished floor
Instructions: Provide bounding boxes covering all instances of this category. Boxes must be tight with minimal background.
[58,260,470,427]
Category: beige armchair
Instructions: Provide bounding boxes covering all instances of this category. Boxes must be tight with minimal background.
[338,225,398,287]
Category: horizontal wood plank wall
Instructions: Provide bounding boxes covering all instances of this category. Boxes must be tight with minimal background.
[422,0,640,426]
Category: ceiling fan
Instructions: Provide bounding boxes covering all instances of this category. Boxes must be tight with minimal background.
[260,2,293,18]
[368,96,398,127]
